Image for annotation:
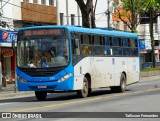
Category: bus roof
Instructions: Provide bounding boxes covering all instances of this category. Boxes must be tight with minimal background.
[19,25,138,39]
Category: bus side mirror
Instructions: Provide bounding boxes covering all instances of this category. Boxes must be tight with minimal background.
[12,40,15,50]
[75,39,79,48]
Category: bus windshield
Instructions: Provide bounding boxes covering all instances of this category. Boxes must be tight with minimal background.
[17,37,69,68]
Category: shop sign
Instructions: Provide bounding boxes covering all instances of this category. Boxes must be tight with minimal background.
[0,49,13,56]
[140,50,147,54]
[2,31,8,40]
[0,30,17,43]
[139,39,146,50]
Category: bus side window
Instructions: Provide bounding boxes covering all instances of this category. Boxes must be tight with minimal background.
[104,36,110,46]
[119,38,122,46]
[93,35,100,45]
[82,34,90,44]
[81,34,92,55]
[113,37,119,46]
[122,38,128,47]
[128,39,131,47]
[109,37,112,46]
[104,36,111,55]
[131,39,138,47]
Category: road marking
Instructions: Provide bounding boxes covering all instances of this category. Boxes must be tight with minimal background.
[12,87,160,112]
[0,103,12,106]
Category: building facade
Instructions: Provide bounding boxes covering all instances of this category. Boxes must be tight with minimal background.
[0,0,16,87]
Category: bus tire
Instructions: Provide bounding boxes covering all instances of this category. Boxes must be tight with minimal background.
[119,73,126,92]
[77,77,89,98]
[35,91,47,101]
[111,73,126,93]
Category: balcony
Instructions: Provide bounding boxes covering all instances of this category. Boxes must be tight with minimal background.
[21,2,57,24]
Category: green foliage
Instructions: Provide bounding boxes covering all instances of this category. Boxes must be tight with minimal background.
[121,0,146,13]
[141,67,160,72]
[141,0,160,12]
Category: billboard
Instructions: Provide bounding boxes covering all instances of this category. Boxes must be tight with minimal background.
[0,30,17,43]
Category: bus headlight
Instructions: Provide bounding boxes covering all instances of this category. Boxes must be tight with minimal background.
[58,73,73,82]
[17,76,27,83]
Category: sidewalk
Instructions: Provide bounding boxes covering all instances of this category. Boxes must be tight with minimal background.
[0,84,34,99]
[0,75,160,99]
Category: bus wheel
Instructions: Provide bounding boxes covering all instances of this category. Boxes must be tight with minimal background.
[111,73,126,93]
[35,91,47,101]
[117,73,126,92]
[77,77,89,98]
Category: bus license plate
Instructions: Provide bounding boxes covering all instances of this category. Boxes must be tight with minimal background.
[38,86,47,89]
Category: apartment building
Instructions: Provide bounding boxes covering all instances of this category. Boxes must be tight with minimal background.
[138,14,160,64]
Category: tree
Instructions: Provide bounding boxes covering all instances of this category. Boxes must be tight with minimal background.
[112,0,147,33]
[114,0,160,67]
[75,0,97,28]
[143,0,160,67]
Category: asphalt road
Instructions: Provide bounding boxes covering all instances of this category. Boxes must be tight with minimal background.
[0,77,160,121]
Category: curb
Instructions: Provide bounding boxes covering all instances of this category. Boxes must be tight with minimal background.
[0,92,35,99]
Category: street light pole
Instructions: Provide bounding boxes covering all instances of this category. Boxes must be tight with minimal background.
[107,0,110,28]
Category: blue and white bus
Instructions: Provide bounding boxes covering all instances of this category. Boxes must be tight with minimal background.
[16,26,140,100]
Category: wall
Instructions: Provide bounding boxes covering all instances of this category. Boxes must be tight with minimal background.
[57,0,81,26]
[0,0,14,30]
[21,2,57,24]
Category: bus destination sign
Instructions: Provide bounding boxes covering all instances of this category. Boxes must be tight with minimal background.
[24,29,62,37]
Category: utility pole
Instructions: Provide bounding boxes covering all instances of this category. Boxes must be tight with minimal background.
[66,0,69,25]
[107,0,110,28]
[56,0,60,25]
[77,4,80,26]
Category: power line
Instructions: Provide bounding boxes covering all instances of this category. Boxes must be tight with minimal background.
[95,13,105,22]
[0,0,11,10]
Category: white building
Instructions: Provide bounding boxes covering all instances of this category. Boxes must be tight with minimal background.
[0,0,14,31]
[137,16,160,64]
[57,0,112,28]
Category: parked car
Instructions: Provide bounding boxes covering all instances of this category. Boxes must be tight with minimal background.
[142,62,160,68]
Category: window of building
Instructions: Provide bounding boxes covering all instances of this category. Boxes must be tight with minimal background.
[71,14,75,25]
[33,0,38,3]
[124,24,127,32]
[115,22,119,30]
[140,12,157,24]
[41,0,46,5]
[60,13,64,25]
[24,0,29,2]
[49,0,54,6]
[155,40,159,46]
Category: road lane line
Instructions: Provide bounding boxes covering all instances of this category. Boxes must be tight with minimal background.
[12,87,160,112]
[0,103,12,106]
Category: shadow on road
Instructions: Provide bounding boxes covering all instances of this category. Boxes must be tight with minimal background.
[0,88,131,103]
